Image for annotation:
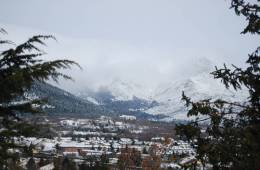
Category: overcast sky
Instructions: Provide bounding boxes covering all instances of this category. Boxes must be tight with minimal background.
[1,0,259,92]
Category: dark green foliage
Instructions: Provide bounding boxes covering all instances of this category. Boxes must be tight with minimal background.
[230,0,260,34]
[0,31,79,168]
[175,1,260,169]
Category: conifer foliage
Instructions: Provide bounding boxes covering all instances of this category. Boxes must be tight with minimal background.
[0,30,79,168]
[176,0,260,169]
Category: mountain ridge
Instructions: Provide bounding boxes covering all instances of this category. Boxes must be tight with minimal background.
[27,82,115,118]
[76,71,248,121]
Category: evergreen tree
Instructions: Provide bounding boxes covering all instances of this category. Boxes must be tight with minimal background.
[0,30,79,168]
[176,0,260,169]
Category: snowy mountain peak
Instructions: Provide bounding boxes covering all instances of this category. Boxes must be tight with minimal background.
[98,79,152,101]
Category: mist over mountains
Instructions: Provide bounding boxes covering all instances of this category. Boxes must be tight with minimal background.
[19,56,247,121]
[1,24,250,121]
[73,58,248,121]
[26,82,162,120]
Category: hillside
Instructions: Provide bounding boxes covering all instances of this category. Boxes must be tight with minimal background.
[27,82,115,118]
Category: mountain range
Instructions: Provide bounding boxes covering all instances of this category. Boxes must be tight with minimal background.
[25,58,248,121]
[76,58,248,121]
[26,82,161,120]
[26,82,113,118]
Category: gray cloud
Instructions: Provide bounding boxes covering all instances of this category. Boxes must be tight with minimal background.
[1,0,259,93]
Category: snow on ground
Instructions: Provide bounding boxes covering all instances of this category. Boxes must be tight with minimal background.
[39,163,54,170]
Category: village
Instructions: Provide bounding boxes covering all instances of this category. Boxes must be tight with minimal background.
[16,115,204,169]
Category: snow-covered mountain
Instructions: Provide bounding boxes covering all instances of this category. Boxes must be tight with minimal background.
[98,79,153,101]
[77,79,153,103]
[77,80,161,120]
[145,72,248,120]
[76,58,248,121]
